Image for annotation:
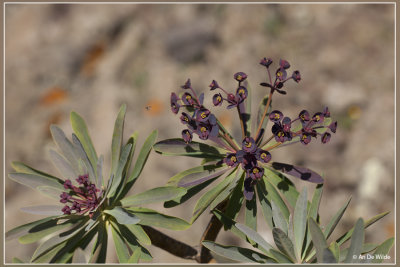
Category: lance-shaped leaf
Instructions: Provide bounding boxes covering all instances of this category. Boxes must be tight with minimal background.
[120,186,186,207]
[202,241,271,263]
[371,237,394,263]
[190,169,238,223]
[71,134,96,183]
[48,149,77,180]
[117,224,153,261]
[256,180,273,228]
[308,217,336,263]
[70,111,98,177]
[329,242,340,263]
[225,174,244,221]
[262,177,290,220]
[272,228,297,262]
[324,197,351,239]
[127,207,191,230]
[264,168,299,208]
[6,216,58,241]
[272,201,288,234]
[20,205,64,216]
[89,221,107,263]
[212,210,247,242]
[124,224,151,245]
[271,162,324,184]
[110,222,131,263]
[245,194,257,231]
[269,248,293,263]
[236,223,274,255]
[339,243,378,262]
[104,207,140,225]
[37,186,64,200]
[72,248,88,263]
[154,138,226,158]
[107,143,132,198]
[210,169,241,210]
[344,218,364,263]
[293,187,307,260]
[8,172,64,191]
[111,104,126,178]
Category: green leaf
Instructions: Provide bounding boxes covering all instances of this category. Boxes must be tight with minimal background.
[344,218,364,263]
[20,205,63,216]
[371,237,394,263]
[236,223,274,255]
[339,243,378,262]
[117,224,153,261]
[154,138,226,158]
[210,170,241,210]
[272,228,297,262]
[308,217,328,263]
[104,207,140,225]
[262,177,290,220]
[324,197,351,239]
[125,224,151,245]
[126,208,190,231]
[6,216,58,241]
[107,143,132,198]
[329,242,340,263]
[256,180,273,229]
[245,194,257,231]
[128,248,141,263]
[89,221,108,263]
[202,241,270,263]
[9,172,64,190]
[72,248,87,263]
[120,186,186,207]
[264,168,299,208]
[70,111,98,177]
[224,174,244,221]
[336,211,389,246]
[212,210,247,242]
[12,257,25,263]
[293,187,307,260]
[71,134,96,183]
[110,223,130,263]
[190,169,238,224]
[122,130,158,195]
[271,201,288,234]
[269,248,292,263]
[122,132,138,183]
[49,149,78,180]
[111,104,126,178]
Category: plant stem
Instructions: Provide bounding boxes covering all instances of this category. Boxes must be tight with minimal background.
[254,90,273,140]
[197,199,228,263]
[142,226,198,261]
[263,141,282,151]
[260,135,274,148]
[237,106,246,139]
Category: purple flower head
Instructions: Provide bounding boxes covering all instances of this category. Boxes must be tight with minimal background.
[279,59,291,69]
[76,174,89,185]
[234,72,248,82]
[323,106,331,118]
[63,179,73,190]
[236,86,248,102]
[282,117,292,132]
[256,149,272,164]
[321,132,331,144]
[328,121,337,133]
[224,153,239,167]
[60,192,71,203]
[181,79,191,89]
[182,92,196,106]
[196,108,210,122]
[260,57,273,68]
[209,80,220,90]
[299,110,310,123]
[170,93,180,114]
[182,129,193,144]
[71,201,81,212]
[292,70,301,83]
[242,137,257,153]
[300,132,312,145]
[180,112,191,125]
[62,205,71,215]
[249,166,264,180]
[276,68,287,81]
[272,123,292,143]
[213,93,223,106]
[312,112,324,123]
[269,110,283,122]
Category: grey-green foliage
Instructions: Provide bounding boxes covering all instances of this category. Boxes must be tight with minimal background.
[7,104,190,263]
[204,183,393,264]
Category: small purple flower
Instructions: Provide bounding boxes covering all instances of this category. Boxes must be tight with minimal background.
[182,92,195,105]
[196,108,211,122]
[236,86,248,102]
[249,166,264,180]
[328,121,337,133]
[292,70,301,83]
[197,124,211,140]
[321,132,331,144]
[71,201,81,212]
[63,179,73,190]
[209,80,220,90]
[180,112,191,124]
[182,129,192,144]
[62,205,71,215]
[234,72,248,82]
[260,57,273,68]
[276,68,287,81]
[170,93,180,114]
[312,112,324,123]
[242,137,257,153]
[299,110,310,123]
[224,153,239,167]
[59,192,71,203]
[323,107,331,118]
[272,123,292,143]
[181,79,191,89]
[279,59,291,69]
[256,149,271,164]
[76,174,89,185]
[282,117,292,132]
[300,132,312,145]
[269,110,283,122]
[213,93,223,106]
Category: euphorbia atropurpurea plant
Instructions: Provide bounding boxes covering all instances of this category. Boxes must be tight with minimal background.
[154,57,394,263]
[6,105,193,263]
[7,58,394,264]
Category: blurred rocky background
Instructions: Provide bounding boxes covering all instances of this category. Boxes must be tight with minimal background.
[5,3,395,263]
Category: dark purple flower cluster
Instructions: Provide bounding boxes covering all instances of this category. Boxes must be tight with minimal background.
[224,137,272,200]
[259,58,301,95]
[210,72,248,109]
[171,79,219,144]
[60,174,101,218]
[269,107,337,145]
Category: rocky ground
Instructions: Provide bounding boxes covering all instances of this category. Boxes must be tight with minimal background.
[5,3,395,263]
